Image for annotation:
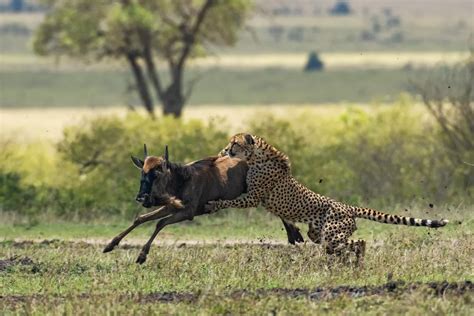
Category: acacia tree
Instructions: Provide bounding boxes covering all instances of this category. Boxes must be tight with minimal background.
[34,0,252,117]
[411,51,474,191]
[412,53,474,158]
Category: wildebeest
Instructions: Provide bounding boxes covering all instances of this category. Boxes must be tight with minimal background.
[103,145,303,264]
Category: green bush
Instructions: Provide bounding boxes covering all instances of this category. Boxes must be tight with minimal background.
[0,171,37,213]
[54,114,228,217]
[0,114,228,218]
[250,103,473,207]
[1,104,472,219]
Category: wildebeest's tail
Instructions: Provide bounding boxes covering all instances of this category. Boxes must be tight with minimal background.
[352,207,448,228]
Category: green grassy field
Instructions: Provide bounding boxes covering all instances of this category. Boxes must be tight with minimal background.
[0,206,472,314]
[0,240,472,314]
[1,204,471,241]
[231,15,472,54]
[1,0,472,55]
[0,67,417,107]
[1,1,470,109]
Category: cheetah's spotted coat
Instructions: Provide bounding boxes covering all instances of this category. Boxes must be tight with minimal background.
[207,133,449,262]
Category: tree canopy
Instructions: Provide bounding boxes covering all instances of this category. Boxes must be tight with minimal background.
[34,0,252,116]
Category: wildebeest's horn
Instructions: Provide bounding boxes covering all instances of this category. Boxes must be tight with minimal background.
[164,145,169,162]
[143,144,148,157]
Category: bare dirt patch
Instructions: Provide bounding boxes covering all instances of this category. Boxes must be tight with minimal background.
[1,238,291,249]
[138,292,198,303]
[136,280,474,303]
[228,280,473,301]
[0,256,34,272]
[1,281,471,307]
[1,239,66,249]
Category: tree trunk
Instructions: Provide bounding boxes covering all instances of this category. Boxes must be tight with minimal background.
[126,53,155,117]
[162,82,185,117]
[158,0,215,118]
[142,45,184,117]
[143,42,164,101]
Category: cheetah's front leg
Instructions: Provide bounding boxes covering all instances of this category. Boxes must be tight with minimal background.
[205,193,261,213]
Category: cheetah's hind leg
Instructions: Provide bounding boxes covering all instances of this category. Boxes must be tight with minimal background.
[307,223,322,244]
[329,239,366,267]
[348,239,366,267]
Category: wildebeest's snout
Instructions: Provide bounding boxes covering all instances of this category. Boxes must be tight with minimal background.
[136,193,153,208]
[135,194,146,203]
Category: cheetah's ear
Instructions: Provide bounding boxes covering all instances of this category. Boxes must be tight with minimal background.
[244,134,255,145]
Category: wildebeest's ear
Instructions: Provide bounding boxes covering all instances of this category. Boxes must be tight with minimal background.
[162,145,170,170]
[244,134,255,145]
[164,145,169,162]
[131,156,144,169]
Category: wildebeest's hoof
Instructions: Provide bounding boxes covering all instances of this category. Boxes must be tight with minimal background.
[103,239,118,253]
[136,253,147,264]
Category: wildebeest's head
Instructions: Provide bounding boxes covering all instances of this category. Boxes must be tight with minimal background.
[131,144,172,208]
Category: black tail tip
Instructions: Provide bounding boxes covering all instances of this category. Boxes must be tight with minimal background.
[431,219,449,228]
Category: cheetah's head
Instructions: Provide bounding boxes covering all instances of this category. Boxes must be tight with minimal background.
[219,133,256,161]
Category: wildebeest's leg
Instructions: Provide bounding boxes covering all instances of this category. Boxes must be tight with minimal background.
[136,208,194,264]
[103,206,175,253]
[281,218,304,244]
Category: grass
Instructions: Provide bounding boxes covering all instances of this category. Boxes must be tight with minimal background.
[0,209,294,242]
[0,67,417,108]
[0,209,472,314]
[1,293,472,315]
[225,0,473,54]
[0,205,471,242]
[1,52,468,70]
[230,21,472,54]
[1,1,472,55]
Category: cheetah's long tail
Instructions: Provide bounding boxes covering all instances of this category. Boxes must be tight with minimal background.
[353,207,448,228]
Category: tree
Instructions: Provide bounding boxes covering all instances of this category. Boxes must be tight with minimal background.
[304,51,324,72]
[412,53,474,158]
[329,1,352,16]
[34,0,252,117]
[411,51,474,189]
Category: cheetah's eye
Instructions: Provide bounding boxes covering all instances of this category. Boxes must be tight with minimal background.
[231,143,241,150]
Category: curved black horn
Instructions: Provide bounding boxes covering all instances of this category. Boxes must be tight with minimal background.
[164,145,169,162]
[143,144,148,157]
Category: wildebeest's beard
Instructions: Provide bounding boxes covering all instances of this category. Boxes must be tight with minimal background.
[149,193,174,207]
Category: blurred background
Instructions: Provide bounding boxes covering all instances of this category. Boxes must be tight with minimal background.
[0,0,473,231]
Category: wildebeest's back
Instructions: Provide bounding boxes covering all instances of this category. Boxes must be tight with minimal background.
[184,156,248,209]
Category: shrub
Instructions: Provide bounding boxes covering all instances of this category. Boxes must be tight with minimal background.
[411,57,474,202]
[329,1,352,16]
[1,104,472,219]
[304,51,324,72]
[54,113,228,217]
[0,171,37,213]
[249,102,473,206]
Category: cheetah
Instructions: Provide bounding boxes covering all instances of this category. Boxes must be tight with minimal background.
[206,133,449,263]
